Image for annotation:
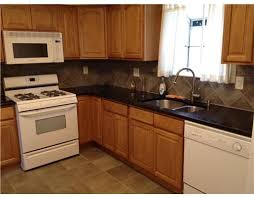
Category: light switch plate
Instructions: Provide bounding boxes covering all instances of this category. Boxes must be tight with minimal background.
[235,76,244,90]
[133,68,140,77]
[83,66,88,75]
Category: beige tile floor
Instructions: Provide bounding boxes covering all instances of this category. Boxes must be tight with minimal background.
[1,145,172,194]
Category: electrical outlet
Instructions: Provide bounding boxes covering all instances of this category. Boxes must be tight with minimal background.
[83,66,88,75]
[133,68,140,77]
[235,76,244,90]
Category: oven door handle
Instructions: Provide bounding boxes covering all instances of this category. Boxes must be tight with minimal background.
[19,104,76,117]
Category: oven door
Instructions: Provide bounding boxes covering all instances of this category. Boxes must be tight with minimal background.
[17,104,79,153]
[4,35,55,64]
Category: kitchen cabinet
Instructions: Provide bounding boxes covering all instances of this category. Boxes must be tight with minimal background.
[2,5,32,30]
[31,5,58,31]
[1,7,4,62]
[129,119,155,173]
[222,5,254,64]
[102,100,128,158]
[122,5,162,60]
[155,128,183,191]
[77,96,92,144]
[57,6,80,59]
[90,97,103,144]
[0,107,20,167]
[78,6,107,59]
[107,5,124,58]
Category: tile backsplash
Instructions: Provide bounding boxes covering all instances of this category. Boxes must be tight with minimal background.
[1,60,254,112]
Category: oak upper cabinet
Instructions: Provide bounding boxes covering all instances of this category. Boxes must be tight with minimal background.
[78,6,107,59]
[1,7,4,62]
[155,128,183,192]
[129,107,155,172]
[91,97,103,144]
[107,5,124,58]
[2,5,32,30]
[122,5,162,60]
[77,96,91,145]
[31,5,58,31]
[102,100,128,158]
[57,6,80,59]
[222,5,254,64]
[0,107,20,167]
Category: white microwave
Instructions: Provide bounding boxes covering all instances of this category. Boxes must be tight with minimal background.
[3,31,64,64]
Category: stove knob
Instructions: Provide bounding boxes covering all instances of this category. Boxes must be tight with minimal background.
[233,142,242,152]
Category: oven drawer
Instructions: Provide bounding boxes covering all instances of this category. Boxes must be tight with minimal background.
[18,104,79,153]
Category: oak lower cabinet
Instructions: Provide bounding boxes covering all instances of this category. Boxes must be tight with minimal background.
[102,100,128,158]
[78,6,107,59]
[222,5,254,64]
[129,119,154,173]
[77,96,92,144]
[2,5,32,30]
[57,6,80,59]
[154,128,183,191]
[0,107,20,167]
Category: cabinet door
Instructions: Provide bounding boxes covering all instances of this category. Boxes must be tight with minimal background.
[78,6,107,58]
[77,96,91,145]
[155,128,183,190]
[129,119,154,172]
[2,5,32,30]
[91,97,102,144]
[1,7,4,62]
[107,5,124,58]
[0,120,20,167]
[115,114,128,159]
[58,6,80,59]
[123,5,144,59]
[222,5,254,63]
[31,5,58,31]
[102,110,115,151]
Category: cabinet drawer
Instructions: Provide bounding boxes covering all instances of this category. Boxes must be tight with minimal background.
[154,113,183,136]
[1,107,15,121]
[129,107,153,125]
[103,100,128,116]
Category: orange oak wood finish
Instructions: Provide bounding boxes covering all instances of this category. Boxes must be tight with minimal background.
[102,110,115,151]
[129,107,153,125]
[31,5,58,31]
[155,128,183,191]
[129,119,154,173]
[107,5,124,58]
[58,6,80,59]
[154,114,184,136]
[222,5,254,64]
[77,96,92,144]
[90,97,103,144]
[123,5,144,59]
[0,7,4,62]
[0,107,20,167]
[78,6,107,59]
[2,5,32,30]
[103,100,128,116]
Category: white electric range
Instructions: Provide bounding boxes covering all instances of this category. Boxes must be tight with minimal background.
[3,74,79,171]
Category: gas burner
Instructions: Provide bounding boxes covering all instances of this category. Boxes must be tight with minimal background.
[41,90,66,97]
[14,93,40,101]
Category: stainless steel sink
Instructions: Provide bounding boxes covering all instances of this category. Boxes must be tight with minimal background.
[142,99,185,110]
[173,105,206,113]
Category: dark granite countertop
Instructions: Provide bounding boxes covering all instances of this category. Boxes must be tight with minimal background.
[0,95,15,107]
[63,85,254,138]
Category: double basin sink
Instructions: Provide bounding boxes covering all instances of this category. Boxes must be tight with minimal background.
[141,98,207,113]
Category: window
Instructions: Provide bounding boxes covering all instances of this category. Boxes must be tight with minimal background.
[158,4,236,84]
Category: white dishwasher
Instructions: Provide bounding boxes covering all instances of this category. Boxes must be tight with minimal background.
[184,121,251,194]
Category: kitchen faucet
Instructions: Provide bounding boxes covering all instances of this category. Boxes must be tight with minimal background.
[173,68,200,103]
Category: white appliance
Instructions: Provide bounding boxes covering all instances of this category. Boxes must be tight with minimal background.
[3,31,64,64]
[184,121,251,194]
[4,74,79,170]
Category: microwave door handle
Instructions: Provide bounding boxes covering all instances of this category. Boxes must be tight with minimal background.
[19,104,76,117]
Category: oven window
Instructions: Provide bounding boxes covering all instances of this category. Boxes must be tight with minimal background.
[13,43,48,58]
[35,115,66,134]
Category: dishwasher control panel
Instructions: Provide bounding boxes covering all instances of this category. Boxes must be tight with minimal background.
[184,121,251,158]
